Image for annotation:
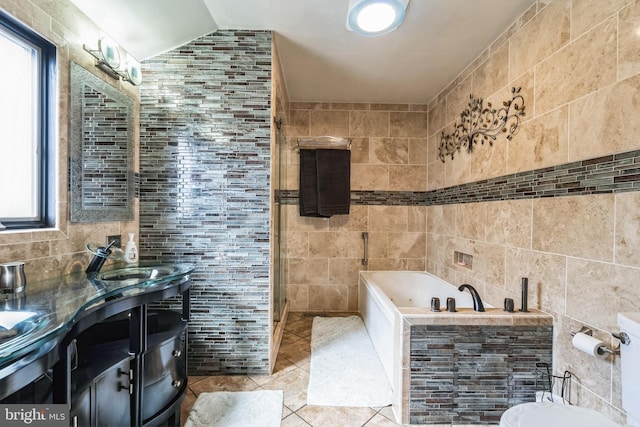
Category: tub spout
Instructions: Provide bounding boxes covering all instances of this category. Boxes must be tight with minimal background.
[457,284,485,312]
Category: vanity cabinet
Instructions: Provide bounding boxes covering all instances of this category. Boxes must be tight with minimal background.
[69,309,188,427]
[0,264,193,427]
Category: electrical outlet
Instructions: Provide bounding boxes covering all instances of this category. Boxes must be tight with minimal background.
[107,235,122,248]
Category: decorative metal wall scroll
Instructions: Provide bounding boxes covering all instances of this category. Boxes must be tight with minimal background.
[438,87,526,162]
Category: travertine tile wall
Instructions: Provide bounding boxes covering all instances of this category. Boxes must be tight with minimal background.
[283,103,428,312]
[427,0,640,422]
[0,0,139,284]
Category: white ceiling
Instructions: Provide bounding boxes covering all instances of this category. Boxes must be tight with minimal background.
[69,0,536,103]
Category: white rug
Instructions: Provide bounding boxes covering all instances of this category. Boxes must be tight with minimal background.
[184,390,283,427]
[307,315,392,407]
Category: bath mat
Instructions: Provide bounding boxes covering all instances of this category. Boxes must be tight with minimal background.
[184,390,283,427]
[307,315,392,407]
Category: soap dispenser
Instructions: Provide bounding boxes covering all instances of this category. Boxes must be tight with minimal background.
[124,233,138,265]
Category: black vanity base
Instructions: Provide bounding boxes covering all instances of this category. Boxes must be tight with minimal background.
[70,310,187,427]
[0,271,192,427]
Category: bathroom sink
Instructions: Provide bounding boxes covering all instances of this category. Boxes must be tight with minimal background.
[0,311,48,357]
[95,264,192,286]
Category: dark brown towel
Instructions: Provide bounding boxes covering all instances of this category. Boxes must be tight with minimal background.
[298,149,350,217]
[299,149,324,217]
[316,149,350,216]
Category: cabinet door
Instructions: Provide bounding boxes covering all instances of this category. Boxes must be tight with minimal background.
[143,331,186,386]
[142,331,186,421]
[95,358,132,427]
[70,388,91,427]
[71,357,132,427]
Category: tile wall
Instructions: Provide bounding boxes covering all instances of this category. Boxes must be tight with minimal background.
[409,324,553,424]
[282,103,428,312]
[0,0,139,285]
[3,0,637,422]
[139,31,273,375]
[75,83,130,208]
[426,0,640,423]
[281,0,640,422]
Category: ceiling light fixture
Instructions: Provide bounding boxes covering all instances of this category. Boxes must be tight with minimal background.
[346,0,409,36]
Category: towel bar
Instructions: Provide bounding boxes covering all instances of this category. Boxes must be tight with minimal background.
[297,136,351,151]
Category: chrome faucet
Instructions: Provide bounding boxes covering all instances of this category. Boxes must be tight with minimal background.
[458,284,485,312]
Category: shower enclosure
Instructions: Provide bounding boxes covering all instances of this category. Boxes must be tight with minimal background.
[272,117,287,324]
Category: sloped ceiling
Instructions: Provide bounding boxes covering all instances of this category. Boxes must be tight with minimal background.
[69,0,536,103]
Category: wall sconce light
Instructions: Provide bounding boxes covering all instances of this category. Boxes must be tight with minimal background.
[346,0,409,36]
[83,36,142,86]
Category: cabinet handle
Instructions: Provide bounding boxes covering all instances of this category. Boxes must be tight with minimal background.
[172,380,182,388]
[70,340,78,371]
[172,350,182,357]
[117,368,133,379]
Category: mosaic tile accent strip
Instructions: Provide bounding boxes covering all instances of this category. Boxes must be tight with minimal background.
[282,149,640,207]
[427,150,640,205]
[409,324,553,425]
[139,30,272,375]
[279,190,427,206]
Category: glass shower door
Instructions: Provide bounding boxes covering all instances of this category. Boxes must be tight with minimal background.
[273,118,286,323]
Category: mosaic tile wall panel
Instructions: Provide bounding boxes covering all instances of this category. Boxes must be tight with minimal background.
[139,31,272,374]
[409,325,553,424]
[80,86,130,209]
[279,149,640,206]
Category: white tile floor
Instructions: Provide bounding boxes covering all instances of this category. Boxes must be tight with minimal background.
[180,313,498,427]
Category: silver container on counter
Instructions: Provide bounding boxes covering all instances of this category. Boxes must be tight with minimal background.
[0,261,27,294]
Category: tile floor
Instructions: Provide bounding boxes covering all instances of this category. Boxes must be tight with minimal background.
[179,312,498,427]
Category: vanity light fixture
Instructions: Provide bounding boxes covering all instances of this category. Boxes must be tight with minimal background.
[83,36,142,86]
[125,57,142,86]
[97,36,120,69]
[346,0,409,36]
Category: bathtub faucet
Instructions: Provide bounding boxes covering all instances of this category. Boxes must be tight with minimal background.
[457,284,485,312]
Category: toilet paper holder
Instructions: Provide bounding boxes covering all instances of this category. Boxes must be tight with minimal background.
[570,326,620,355]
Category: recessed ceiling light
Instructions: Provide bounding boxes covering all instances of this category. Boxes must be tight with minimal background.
[346,0,409,36]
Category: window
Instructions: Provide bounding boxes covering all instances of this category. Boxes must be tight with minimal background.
[0,11,55,230]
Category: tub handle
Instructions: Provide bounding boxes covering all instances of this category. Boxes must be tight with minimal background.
[362,232,369,266]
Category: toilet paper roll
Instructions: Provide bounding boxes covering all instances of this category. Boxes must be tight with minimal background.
[572,332,608,359]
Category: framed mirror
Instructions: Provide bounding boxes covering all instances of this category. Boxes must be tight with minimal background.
[69,62,135,222]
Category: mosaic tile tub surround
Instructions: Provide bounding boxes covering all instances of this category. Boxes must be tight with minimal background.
[139,31,272,374]
[409,324,553,425]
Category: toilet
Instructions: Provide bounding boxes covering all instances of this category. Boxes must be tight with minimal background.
[500,312,640,427]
